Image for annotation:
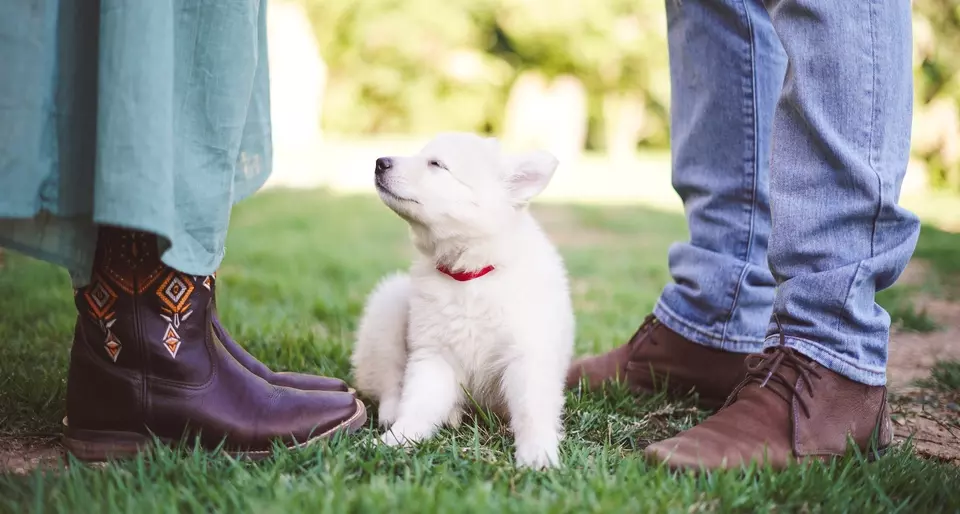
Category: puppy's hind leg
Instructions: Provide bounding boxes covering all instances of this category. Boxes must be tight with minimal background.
[351,273,411,427]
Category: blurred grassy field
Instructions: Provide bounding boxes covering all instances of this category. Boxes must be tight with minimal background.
[1,190,959,512]
[271,137,960,232]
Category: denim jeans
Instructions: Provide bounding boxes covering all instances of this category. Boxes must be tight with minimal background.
[653,0,920,386]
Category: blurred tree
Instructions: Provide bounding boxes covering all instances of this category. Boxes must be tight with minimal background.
[303,0,511,135]
[301,0,671,151]
[912,0,960,193]
[299,0,960,194]
[493,0,670,150]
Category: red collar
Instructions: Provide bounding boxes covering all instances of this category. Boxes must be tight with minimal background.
[436,264,496,282]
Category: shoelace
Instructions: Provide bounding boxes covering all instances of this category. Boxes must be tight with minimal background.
[723,315,822,418]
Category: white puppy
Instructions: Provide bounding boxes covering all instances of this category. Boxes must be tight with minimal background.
[351,132,575,469]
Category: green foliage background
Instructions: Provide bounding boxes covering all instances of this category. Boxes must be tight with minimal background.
[302,0,960,191]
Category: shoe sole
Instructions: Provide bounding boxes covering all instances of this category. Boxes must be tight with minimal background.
[62,398,367,462]
[644,443,892,473]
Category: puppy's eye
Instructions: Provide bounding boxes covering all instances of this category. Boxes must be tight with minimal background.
[428,159,448,170]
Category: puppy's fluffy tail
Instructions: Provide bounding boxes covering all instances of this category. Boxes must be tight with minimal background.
[351,273,411,425]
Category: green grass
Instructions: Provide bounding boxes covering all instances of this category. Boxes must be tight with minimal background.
[918,361,960,393]
[912,224,960,281]
[931,361,960,392]
[1,190,959,513]
[876,288,939,333]
[873,220,960,333]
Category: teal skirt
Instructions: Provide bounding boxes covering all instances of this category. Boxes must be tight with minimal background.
[0,0,272,285]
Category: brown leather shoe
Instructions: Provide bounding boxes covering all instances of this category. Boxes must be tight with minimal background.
[211,313,350,392]
[644,338,893,471]
[566,315,747,409]
[63,227,366,461]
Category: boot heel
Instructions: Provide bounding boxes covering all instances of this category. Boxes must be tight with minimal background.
[62,427,153,462]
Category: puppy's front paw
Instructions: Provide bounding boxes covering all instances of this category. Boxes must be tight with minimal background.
[380,430,407,447]
[377,397,400,428]
[446,408,463,429]
[379,422,426,447]
[514,439,560,470]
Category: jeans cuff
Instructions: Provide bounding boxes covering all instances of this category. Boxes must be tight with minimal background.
[765,334,886,386]
[653,300,763,354]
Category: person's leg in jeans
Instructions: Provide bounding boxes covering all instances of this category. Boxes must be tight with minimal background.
[566,0,787,409]
[646,0,920,469]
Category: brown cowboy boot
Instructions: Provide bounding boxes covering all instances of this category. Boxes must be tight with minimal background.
[211,312,350,392]
[644,330,893,471]
[566,315,748,409]
[63,227,366,461]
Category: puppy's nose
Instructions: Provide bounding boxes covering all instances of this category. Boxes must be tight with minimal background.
[375,157,393,176]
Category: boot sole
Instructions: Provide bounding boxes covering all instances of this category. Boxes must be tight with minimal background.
[62,398,367,462]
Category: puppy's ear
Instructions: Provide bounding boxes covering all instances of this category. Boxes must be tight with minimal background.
[505,150,559,205]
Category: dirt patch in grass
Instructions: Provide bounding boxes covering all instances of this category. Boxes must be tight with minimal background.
[0,435,63,475]
[533,204,627,248]
[888,298,960,390]
[885,259,960,463]
[893,259,934,288]
[891,388,960,463]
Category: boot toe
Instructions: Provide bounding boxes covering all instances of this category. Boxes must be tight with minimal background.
[644,434,748,471]
[643,438,688,468]
[273,372,350,392]
[565,357,593,388]
[273,389,367,444]
[565,345,631,390]
[644,437,709,471]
